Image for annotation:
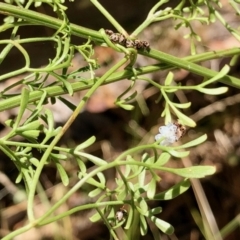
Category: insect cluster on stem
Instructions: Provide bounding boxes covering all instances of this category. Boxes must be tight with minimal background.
[105,29,150,51]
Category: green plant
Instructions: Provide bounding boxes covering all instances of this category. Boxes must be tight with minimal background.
[0,0,240,239]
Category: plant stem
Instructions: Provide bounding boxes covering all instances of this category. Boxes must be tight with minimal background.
[0,3,240,88]
[90,0,128,36]
[27,57,129,221]
[1,47,240,112]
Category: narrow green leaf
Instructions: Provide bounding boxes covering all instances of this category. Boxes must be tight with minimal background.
[3,16,15,23]
[89,211,102,222]
[137,197,148,215]
[156,152,171,166]
[125,90,138,101]
[76,158,86,174]
[176,134,207,149]
[197,87,228,95]
[140,214,148,236]
[150,216,174,235]
[86,177,103,188]
[15,172,23,183]
[164,88,178,93]
[55,162,69,186]
[15,88,29,128]
[146,178,156,199]
[50,152,67,160]
[44,109,55,132]
[172,102,191,109]
[162,166,216,178]
[167,149,189,158]
[230,55,239,67]
[4,119,14,128]
[0,145,17,161]
[117,102,135,111]
[20,130,40,139]
[76,152,107,166]
[138,168,146,187]
[124,164,131,177]
[170,104,196,127]
[59,77,74,95]
[88,188,102,198]
[147,207,163,216]
[118,188,127,201]
[164,72,174,86]
[17,120,42,132]
[107,207,115,220]
[30,157,39,167]
[124,206,133,229]
[75,136,96,151]
[199,65,230,86]
[34,1,42,7]
[154,179,191,200]
[97,172,106,185]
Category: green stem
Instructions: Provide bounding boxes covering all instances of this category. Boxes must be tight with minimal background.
[1,47,240,112]
[131,0,169,36]
[0,3,240,87]
[3,140,209,240]
[1,140,71,152]
[27,57,129,221]
[0,3,103,42]
[90,0,127,36]
[141,48,240,88]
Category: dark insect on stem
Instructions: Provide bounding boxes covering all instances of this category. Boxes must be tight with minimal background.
[104,29,150,51]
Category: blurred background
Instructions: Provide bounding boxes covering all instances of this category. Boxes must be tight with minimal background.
[1,0,240,239]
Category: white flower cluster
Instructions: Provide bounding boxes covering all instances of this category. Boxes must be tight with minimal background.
[155,122,185,146]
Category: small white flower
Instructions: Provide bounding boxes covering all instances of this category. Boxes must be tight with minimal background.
[155,122,186,146]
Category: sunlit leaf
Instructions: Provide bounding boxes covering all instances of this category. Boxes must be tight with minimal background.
[75,136,96,151]
[150,216,174,235]
[116,102,135,111]
[176,134,207,149]
[17,120,42,132]
[164,72,174,86]
[88,188,102,197]
[172,102,191,109]
[15,172,23,184]
[137,197,148,215]
[30,157,39,167]
[34,1,42,7]
[156,152,171,166]
[197,87,228,95]
[76,158,86,174]
[118,188,127,201]
[161,166,216,178]
[124,206,133,229]
[140,214,148,236]
[44,109,55,132]
[75,152,107,166]
[147,207,162,215]
[146,178,156,199]
[50,152,67,160]
[86,177,103,189]
[138,168,146,187]
[19,130,40,139]
[89,211,102,222]
[55,161,69,186]
[154,179,191,200]
[14,88,29,128]
[167,149,189,158]
[170,105,196,127]
[199,65,230,86]
[97,172,106,185]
